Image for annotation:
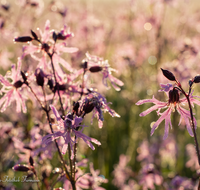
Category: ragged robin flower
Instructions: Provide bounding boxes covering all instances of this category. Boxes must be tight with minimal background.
[136,83,200,139]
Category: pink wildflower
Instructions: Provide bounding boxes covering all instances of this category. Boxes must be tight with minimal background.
[42,105,101,159]
[85,53,124,91]
[0,58,26,113]
[136,84,200,139]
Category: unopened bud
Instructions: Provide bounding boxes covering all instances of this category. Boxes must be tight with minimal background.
[29,156,34,166]
[193,75,200,83]
[35,69,44,87]
[13,164,30,172]
[161,68,176,81]
[89,66,102,73]
[14,36,33,42]
[31,30,38,40]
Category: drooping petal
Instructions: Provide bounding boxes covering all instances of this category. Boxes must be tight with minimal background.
[177,105,194,137]
[151,107,172,137]
[163,108,172,140]
[0,89,14,112]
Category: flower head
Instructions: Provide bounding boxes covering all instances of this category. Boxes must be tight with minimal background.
[0,58,26,113]
[136,83,200,139]
[42,105,101,159]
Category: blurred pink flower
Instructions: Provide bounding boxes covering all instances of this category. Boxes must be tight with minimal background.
[0,58,27,113]
[112,154,134,189]
[42,105,101,158]
[139,164,163,190]
[85,53,124,91]
[136,84,200,139]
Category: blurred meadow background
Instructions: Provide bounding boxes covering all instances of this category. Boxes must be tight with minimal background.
[1,0,200,189]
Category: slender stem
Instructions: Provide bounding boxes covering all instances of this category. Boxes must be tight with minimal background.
[48,53,65,116]
[177,82,200,165]
[45,109,71,181]
[48,53,76,190]
[27,85,44,109]
[185,95,200,165]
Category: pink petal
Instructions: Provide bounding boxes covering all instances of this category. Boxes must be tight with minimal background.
[151,107,172,137]
[0,75,12,87]
[50,105,64,128]
[41,20,51,43]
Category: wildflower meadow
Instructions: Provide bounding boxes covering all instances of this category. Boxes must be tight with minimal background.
[1,0,200,189]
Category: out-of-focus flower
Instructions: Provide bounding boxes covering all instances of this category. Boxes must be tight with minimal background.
[185,144,199,171]
[170,176,197,190]
[139,164,163,190]
[85,53,124,91]
[42,105,101,158]
[136,83,200,139]
[112,154,134,188]
[0,58,27,113]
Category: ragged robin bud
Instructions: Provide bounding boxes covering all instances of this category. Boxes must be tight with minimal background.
[89,66,103,73]
[13,164,30,172]
[161,68,176,81]
[35,69,44,87]
[14,36,33,42]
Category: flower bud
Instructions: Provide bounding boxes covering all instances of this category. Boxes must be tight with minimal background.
[14,36,33,42]
[31,30,38,40]
[13,164,30,172]
[89,66,102,73]
[161,68,176,81]
[193,75,200,83]
[52,31,57,42]
[35,69,44,87]
[48,78,54,90]
[29,156,34,166]
[21,71,28,83]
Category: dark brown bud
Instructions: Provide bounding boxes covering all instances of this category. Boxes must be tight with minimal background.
[73,101,79,114]
[82,100,94,114]
[169,88,179,103]
[161,68,176,81]
[29,156,34,166]
[35,69,44,87]
[56,83,67,91]
[89,66,103,73]
[13,80,23,88]
[193,75,200,83]
[52,31,57,42]
[31,30,38,40]
[81,61,88,70]
[14,36,33,42]
[21,71,27,82]
[57,33,71,40]
[23,146,33,151]
[47,78,54,90]
[2,4,10,11]
[13,164,30,172]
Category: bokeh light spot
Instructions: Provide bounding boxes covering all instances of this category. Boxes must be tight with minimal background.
[144,22,152,31]
[148,56,157,65]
